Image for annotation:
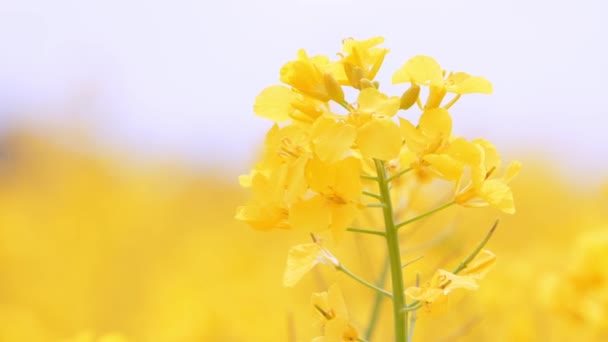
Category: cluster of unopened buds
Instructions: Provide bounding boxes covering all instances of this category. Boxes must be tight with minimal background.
[237,36,519,341]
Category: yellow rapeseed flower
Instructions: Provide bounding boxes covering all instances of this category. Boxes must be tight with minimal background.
[334,36,389,88]
[392,55,493,109]
[405,269,479,310]
[311,284,359,342]
[280,49,343,103]
[289,157,362,241]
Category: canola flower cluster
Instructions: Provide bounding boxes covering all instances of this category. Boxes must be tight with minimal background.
[237,37,520,341]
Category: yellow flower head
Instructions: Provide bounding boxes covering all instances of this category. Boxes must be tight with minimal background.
[334,36,389,88]
[392,55,493,109]
[280,49,343,103]
[311,284,359,342]
[405,269,479,310]
[289,157,362,241]
[235,167,290,231]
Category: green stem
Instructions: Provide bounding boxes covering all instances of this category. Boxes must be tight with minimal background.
[367,203,386,208]
[363,191,383,201]
[365,255,390,340]
[374,159,408,341]
[361,174,378,181]
[452,219,499,274]
[337,264,393,299]
[347,227,386,237]
[395,201,455,230]
[387,167,413,183]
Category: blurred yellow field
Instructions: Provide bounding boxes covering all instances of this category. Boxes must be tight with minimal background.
[0,125,605,341]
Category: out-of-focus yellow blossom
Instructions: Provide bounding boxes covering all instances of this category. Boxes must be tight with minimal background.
[406,250,496,311]
[405,269,479,310]
[460,250,497,280]
[392,55,493,109]
[235,167,290,231]
[280,49,343,103]
[333,36,389,88]
[452,140,521,214]
[283,241,339,287]
[243,123,311,206]
[312,284,359,342]
[253,85,329,123]
[418,135,520,213]
[289,157,362,240]
[540,229,608,333]
[63,332,130,342]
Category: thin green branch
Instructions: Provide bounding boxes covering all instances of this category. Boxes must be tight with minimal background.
[346,227,386,237]
[453,219,499,275]
[402,255,424,269]
[367,203,386,208]
[336,264,393,299]
[361,174,378,181]
[401,302,423,313]
[387,167,413,183]
[396,201,455,230]
[362,190,383,201]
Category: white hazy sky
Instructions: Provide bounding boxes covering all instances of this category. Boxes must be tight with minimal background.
[0,0,606,177]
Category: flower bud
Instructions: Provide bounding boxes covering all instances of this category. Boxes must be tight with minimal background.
[399,84,420,110]
[359,78,375,89]
[324,72,345,103]
[344,63,365,88]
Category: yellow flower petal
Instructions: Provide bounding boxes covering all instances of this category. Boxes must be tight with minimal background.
[460,250,496,280]
[333,157,362,201]
[357,88,400,117]
[447,72,493,94]
[253,85,296,122]
[289,195,331,231]
[480,179,516,214]
[423,154,465,180]
[356,118,402,160]
[311,118,356,163]
[329,203,359,242]
[392,55,443,85]
[283,243,338,287]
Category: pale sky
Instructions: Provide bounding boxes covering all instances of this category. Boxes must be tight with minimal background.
[0,0,606,179]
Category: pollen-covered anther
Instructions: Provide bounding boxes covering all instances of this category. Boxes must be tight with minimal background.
[277,137,305,160]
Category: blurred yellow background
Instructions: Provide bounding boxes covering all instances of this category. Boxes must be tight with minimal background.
[0,126,606,341]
